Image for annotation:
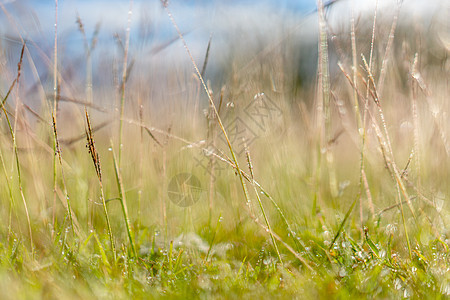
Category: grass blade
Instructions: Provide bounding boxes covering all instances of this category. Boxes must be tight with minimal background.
[110,141,137,258]
[329,195,358,250]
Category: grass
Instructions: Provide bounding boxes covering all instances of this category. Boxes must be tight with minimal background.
[0,1,449,299]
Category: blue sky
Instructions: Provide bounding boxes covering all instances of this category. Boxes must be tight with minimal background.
[1,0,323,60]
[0,0,444,85]
[1,0,442,49]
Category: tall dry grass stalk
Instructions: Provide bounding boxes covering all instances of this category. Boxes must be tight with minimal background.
[85,108,117,262]
[363,50,414,258]
[317,0,339,202]
[52,0,59,232]
[358,0,379,233]
[245,144,283,265]
[205,87,222,225]
[51,0,76,238]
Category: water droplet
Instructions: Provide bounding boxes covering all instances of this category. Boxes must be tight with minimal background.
[385,224,397,235]
[394,278,402,290]
[108,147,112,151]
[404,289,410,298]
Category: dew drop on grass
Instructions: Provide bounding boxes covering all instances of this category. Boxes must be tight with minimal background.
[385,224,397,235]
[404,289,410,298]
[323,230,331,240]
[108,147,112,151]
[394,278,402,290]
[381,268,390,277]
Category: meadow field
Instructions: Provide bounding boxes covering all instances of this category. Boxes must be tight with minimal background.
[0,0,448,298]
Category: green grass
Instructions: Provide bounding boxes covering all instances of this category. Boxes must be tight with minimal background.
[0,1,449,299]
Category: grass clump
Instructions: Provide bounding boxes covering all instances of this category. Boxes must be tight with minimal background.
[0,0,448,299]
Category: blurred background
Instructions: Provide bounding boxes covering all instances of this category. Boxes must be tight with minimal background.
[0,0,446,95]
[1,0,448,175]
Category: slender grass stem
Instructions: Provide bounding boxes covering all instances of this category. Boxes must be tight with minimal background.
[2,106,33,256]
[52,0,58,235]
[137,95,144,228]
[396,185,413,260]
[110,141,137,258]
[361,56,416,219]
[52,113,75,237]
[0,146,18,242]
[245,146,283,265]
